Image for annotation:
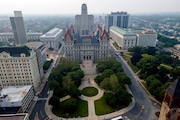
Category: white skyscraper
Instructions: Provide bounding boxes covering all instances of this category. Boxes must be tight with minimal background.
[10,11,28,45]
[75,4,94,36]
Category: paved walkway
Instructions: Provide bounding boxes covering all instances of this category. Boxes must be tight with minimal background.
[45,60,135,120]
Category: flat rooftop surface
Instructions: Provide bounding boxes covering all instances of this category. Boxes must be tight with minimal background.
[0,85,32,102]
[0,113,27,120]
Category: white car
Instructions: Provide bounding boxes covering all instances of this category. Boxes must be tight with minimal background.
[111,116,123,120]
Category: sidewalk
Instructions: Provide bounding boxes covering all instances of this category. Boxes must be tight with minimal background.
[44,60,135,120]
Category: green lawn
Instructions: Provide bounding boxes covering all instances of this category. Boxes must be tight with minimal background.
[95,93,115,115]
[81,87,98,97]
[122,55,139,72]
[52,98,88,118]
[140,81,150,96]
[142,54,153,59]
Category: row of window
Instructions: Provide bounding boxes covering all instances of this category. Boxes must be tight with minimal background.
[0,60,29,63]
[0,83,32,87]
[0,72,31,76]
[1,79,33,83]
[0,76,32,79]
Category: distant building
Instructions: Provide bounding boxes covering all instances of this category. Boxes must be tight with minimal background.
[26,32,43,41]
[26,42,47,79]
[110,26,157,50]
[63,26,110,63]
[0,46,41,90]
[159,79,180,120]
[63,4,110,63]
[0,86,34,113]
[0,113,29,120]
[0,32,43,42]
[105,11,129,32]
[10,11,28,45]
[75,4,94,36]
[40,28,63,50]
[171,44,180,60]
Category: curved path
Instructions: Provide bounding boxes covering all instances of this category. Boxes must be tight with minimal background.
[78,75,104,120]
[45,60,135,120]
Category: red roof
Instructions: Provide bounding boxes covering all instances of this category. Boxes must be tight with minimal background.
[100,29,109,40]
[64,29,73,41]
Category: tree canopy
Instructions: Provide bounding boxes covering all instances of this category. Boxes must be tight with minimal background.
[95,57,132,108]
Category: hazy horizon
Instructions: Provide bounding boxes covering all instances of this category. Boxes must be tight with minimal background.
[0,0,180,15]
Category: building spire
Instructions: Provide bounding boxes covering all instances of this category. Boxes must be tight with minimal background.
[81,3,87,15]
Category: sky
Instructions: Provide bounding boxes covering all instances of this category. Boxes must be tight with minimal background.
[0,0,180,15]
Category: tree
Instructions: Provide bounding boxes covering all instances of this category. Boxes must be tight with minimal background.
[109,74,121,93]
[111,62,123,73]
[171,67,180,79]
[67,72,81,86]
[128,46,146,54]
[53,87,64,98]
[76,69,84,78]
[148,79,162,95]
[96,64,107,73]
[49,96,60,108]
[102,69,114,78]
[116,88,132,106]
[100,74,120,93]
[146,47,156,55]
[94,75,104,85]
[62,76,75,92]
[105,93,118,107]
[49,80,60,90]
[100,77,111,91]
[121,75,131,85]
[131,53,142,65]
[70,86,81,98]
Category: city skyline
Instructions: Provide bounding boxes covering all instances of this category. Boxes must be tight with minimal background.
[0,0,180,15]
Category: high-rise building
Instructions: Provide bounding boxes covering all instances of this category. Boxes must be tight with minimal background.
[26,42,47,79]
[10,11,27,45]
[75,4,94,36]
[159,79,180,120]
[105,11,129,32]
[0,46,41,90]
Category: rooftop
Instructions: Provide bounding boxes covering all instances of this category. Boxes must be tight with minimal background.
[166,79,180,97]
[74,36,99,44]
[0,46,31,57]
[0,113,28,120]
[0,107,21,114]
[110,26,135,36]
[25,42,43,49]
[0,85,32,103]
[40,28,63,38]
[111,11,128,15]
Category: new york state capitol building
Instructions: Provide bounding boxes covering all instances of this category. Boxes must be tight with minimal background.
[62,4,110,63]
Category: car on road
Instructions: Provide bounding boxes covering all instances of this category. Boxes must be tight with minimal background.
[111,116,123,120]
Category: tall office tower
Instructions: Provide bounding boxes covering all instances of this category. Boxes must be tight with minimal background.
[105,11,129,32]
[10,11,27,45]
[75,4,94,36]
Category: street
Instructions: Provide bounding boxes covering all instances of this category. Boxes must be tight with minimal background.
[109,48,159,120]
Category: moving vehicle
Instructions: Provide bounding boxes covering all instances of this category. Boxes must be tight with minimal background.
[111,116,123,120]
